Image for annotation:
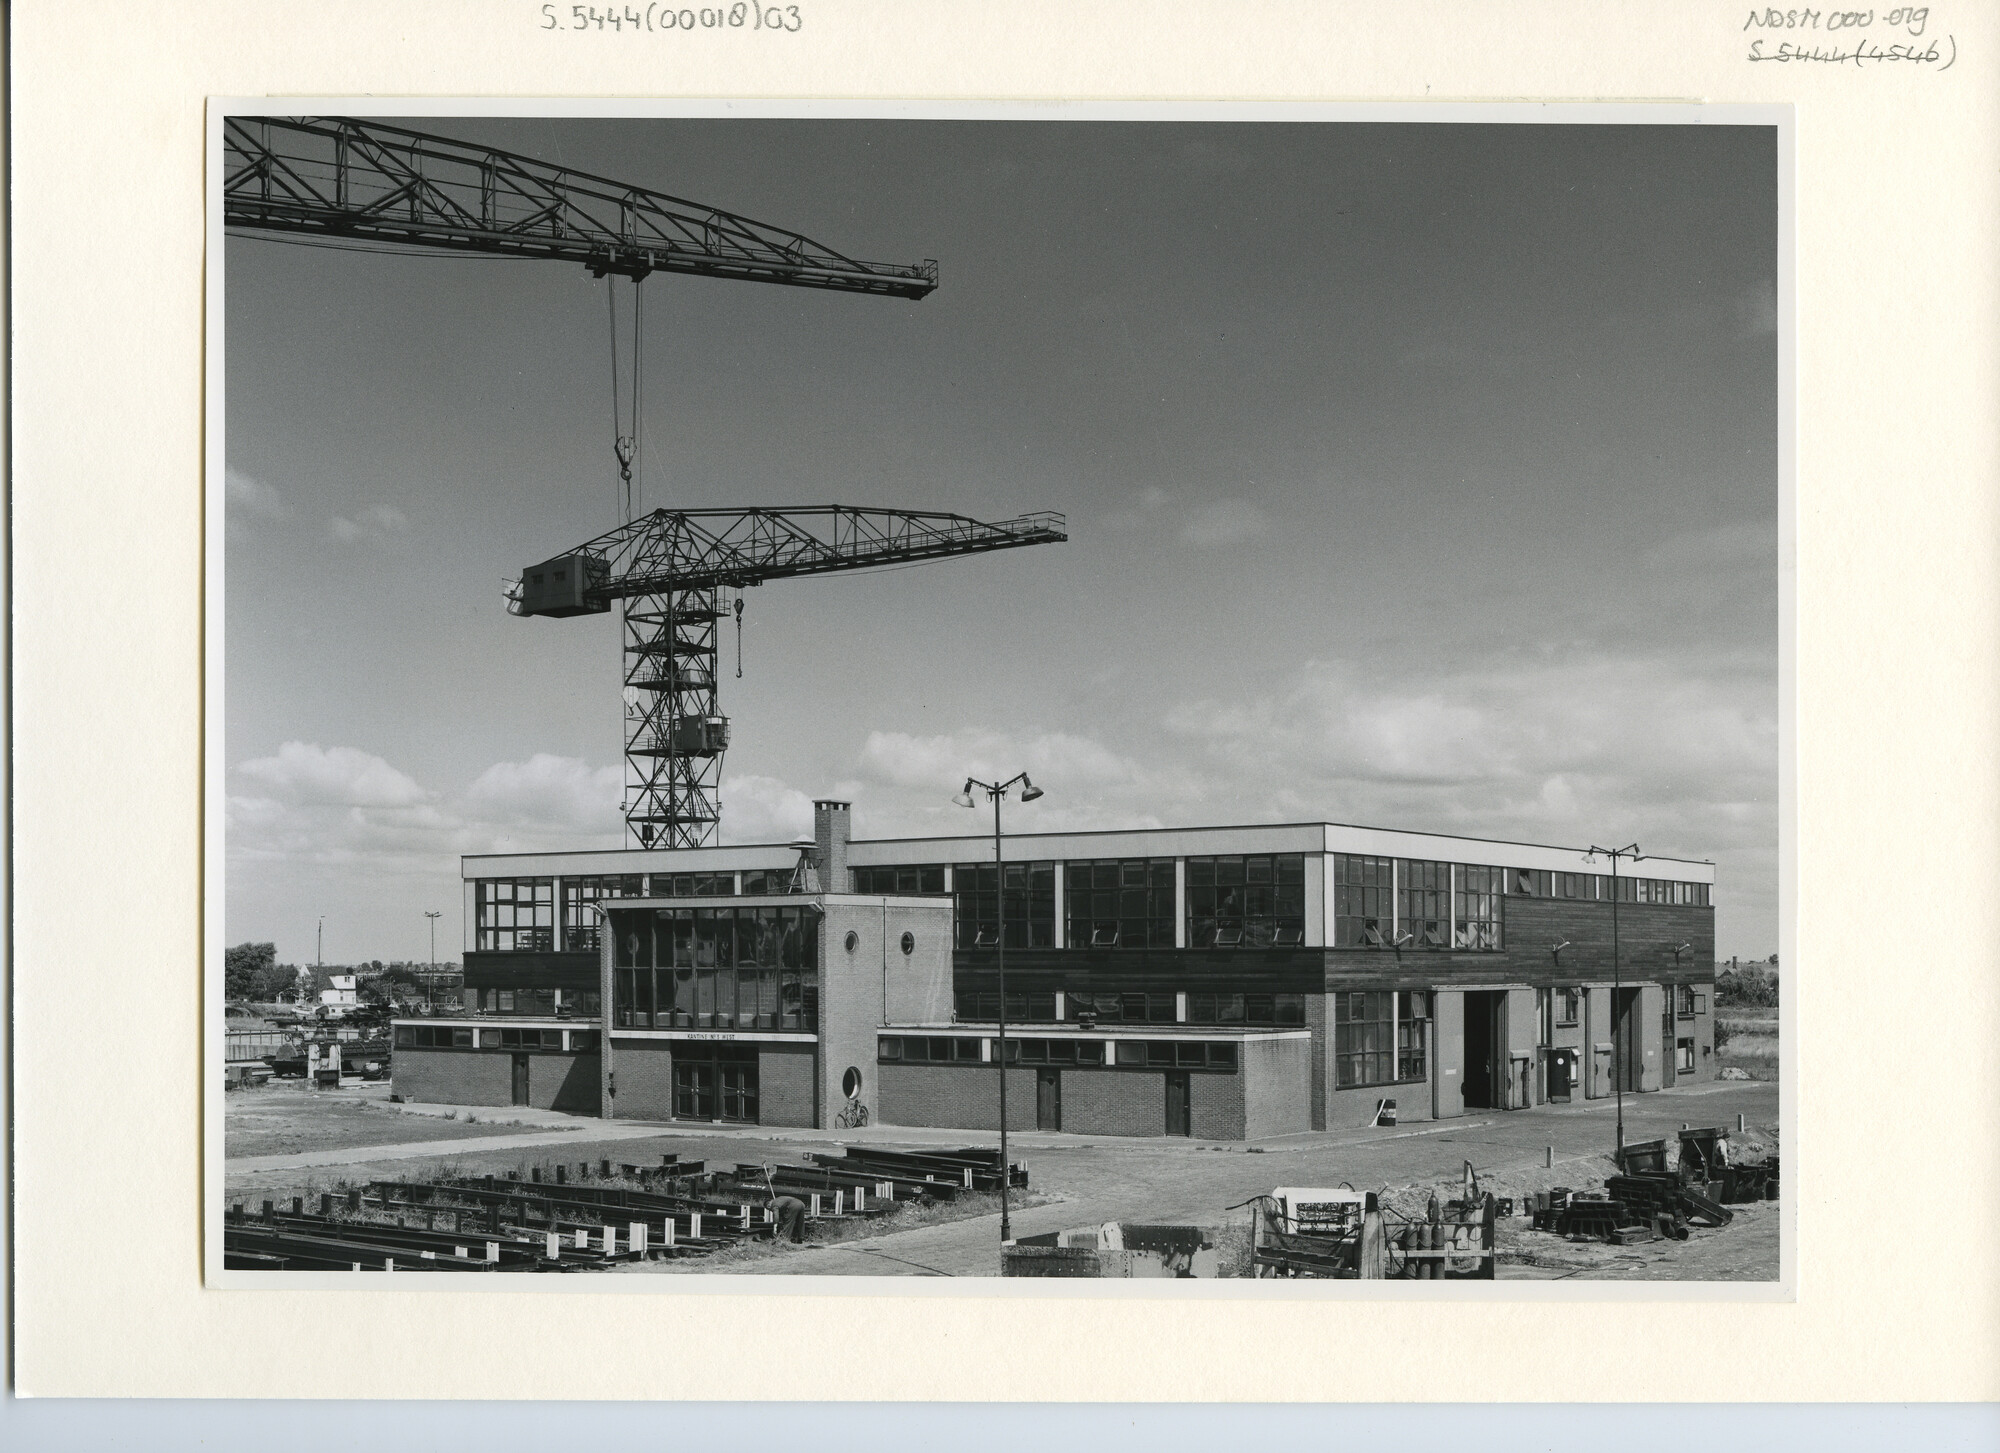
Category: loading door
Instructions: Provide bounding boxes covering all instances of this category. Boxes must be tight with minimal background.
[1037,1069,1062,1131]
[1164,1072,1191,1137]
[1614,988,1643,1093]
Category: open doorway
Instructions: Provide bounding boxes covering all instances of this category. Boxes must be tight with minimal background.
[1462,992,1505,1110]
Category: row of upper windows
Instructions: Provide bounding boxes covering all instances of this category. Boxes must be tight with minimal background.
[472,855,1710,954]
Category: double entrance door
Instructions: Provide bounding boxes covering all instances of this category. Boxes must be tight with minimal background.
[674,1045,760,1124]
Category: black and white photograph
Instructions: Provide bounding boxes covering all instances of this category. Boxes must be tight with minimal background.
[212,106,1784,1284]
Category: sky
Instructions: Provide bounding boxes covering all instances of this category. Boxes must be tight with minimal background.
[224,118,1779,966]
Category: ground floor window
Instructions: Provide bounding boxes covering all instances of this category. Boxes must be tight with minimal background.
[1110,1040,1238,1071]
[1003,1038,1110,1067]
[395,1025,474,1048]
[1397,990,1430,1081]
[1335,991,1412,1088]
[1678,1037,1696,1072]
[879,1035,982,1064]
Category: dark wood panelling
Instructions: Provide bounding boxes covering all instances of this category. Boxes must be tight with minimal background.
[462,950,600,991]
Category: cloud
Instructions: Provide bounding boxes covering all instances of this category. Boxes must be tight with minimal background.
[719,775,816,845]
[228,746,626,880]
[464,753,620,832]
[237,741,428,807]
[1166,650,1776,860]
[1179,498,1271,546]
[226,467,287,520]
[330,504,410,544]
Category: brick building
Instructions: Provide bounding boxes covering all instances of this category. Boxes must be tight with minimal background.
[392,800,1717,1136]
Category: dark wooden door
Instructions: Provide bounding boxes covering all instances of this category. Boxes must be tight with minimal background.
[1661,1008,1677,1088]
[674,1060,716,1119]
[1548,1050,1574,1102]
[1164,1072,1191,1136]
[719,1061,760,1124]
[1036,1069,1062,1131]
[511,1053,530,1106]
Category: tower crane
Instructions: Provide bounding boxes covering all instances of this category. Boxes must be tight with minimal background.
[225,117,1067,848]
[510,507,1066,847]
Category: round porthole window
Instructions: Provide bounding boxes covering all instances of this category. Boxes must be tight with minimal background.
[843,1066,863,1098]
[844,929,859,952]
[900,931,916,956]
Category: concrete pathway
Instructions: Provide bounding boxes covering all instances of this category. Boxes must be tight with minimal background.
[225,1121,665,1173]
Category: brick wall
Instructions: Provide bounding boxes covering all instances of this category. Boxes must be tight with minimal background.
[530,1052,600,1113]
[1188,1069,1246,1140]
[608,1038,675,1119]
[1061,1069,1172,1136]
[878,1063,1037,1131]
[820,898,953,1128]
[392,1046,512,1106]
[759,1044,817,1128]
[392,1046,598,1113]
[1242,1037,1312,1139]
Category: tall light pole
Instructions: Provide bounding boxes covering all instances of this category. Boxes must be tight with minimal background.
[955,771,1044,1244]
[425,911,442,1013]
[1586,843,1641,1155]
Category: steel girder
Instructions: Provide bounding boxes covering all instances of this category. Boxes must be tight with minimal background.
[540,505,1069,605]
[222,116,939,297]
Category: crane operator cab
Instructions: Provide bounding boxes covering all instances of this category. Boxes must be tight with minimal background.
[512,552,611,618]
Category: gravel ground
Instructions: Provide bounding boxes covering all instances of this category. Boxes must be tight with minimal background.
[222,1078,1780,1281]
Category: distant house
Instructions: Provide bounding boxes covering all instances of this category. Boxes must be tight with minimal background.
[317,973,359,1015]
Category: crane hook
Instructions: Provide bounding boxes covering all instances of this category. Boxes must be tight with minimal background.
[734,596,745,679]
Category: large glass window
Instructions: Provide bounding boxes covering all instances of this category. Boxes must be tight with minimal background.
[561,874,645,952]
[609,904,817,1032]
[1185,854,1305,947]
[1454,865,1505,950]
[1397,861,1450,949]
[650,871,737,897]
[1333,854,1392,948]
[1185,992,1306,1026]
[1333,990,1401,1088]
[1065,990,1175,1024]
[852,864,948,895]
[953,861,1055,950]
[953,990,1059,1023]
[1064,858,1175,948]
[740,868,800,895]
[475,878,553,951]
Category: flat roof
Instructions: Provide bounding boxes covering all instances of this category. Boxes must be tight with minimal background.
[463,818,1713,881]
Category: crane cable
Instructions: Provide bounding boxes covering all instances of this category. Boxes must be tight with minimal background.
[606,276,644,524]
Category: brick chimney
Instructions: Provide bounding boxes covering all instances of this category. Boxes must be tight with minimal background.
[814,800,852,894]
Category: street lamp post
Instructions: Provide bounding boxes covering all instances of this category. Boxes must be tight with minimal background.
[955,771,1044,1244]
[1586,843,1641,1156]
[425,911,442,1013]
